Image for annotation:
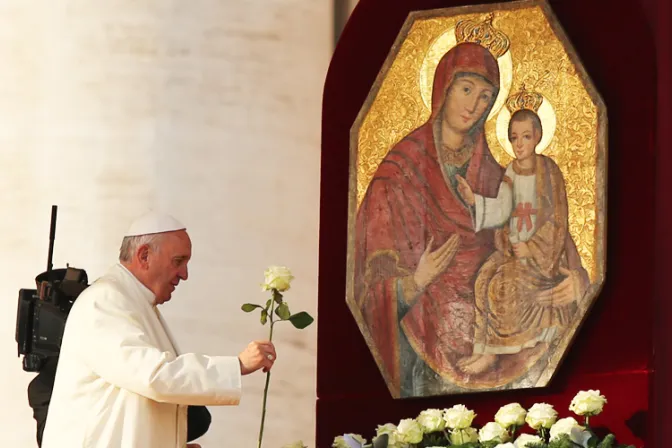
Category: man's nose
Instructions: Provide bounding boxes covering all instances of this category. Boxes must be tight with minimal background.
[179,265,189,280]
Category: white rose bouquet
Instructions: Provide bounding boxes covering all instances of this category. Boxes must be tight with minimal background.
[328,390,636,448]
[242,266,314,448]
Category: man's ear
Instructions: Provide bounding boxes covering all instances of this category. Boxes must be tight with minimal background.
[136,244,151,268]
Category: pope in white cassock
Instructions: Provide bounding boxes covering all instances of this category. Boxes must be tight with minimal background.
[41,211,277,448]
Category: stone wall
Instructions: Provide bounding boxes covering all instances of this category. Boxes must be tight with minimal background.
[0,1,329,446]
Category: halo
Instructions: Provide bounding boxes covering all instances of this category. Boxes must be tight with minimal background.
[495,97,557,157]
[419,27,513,121]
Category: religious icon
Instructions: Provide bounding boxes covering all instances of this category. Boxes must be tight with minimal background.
[345,0,607,398]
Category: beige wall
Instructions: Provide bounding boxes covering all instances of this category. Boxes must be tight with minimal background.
[0,1,329,446]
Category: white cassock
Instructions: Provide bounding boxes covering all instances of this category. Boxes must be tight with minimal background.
[41,262,242,448]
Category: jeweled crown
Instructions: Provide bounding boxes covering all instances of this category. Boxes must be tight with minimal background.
[505,84,544,113]
[455,13,511,59]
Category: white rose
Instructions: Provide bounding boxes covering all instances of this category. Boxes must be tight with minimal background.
[443,404,476,429]
[261,265,294,292]
[569,390,607,416]
[495,403,527,428]
[282,441,307,448]
[525,403,558,429]
[550,418,592,447]
[494,444,516,448]
[479,422,509,443]
[450,427,479,445]
[550,417,581,440]
[396,418,423,444]
[417,409,446,432]
[332,434,366,448]
[514,433,544,448]
[373,423,399,446]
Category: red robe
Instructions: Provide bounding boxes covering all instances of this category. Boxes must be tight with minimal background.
[354,43,504,395]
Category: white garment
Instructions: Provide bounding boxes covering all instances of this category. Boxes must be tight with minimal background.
[41,263,242,448]
[472,163,538,242]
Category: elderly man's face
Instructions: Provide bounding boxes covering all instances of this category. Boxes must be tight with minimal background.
[146,230,191,304]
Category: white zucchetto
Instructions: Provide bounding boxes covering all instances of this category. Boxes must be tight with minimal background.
[124,211,186,237]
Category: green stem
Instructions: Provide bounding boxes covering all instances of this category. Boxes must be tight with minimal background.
[257,296,276,448]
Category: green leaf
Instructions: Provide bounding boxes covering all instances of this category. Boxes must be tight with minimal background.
[241,303,261,312]
[548,434,575,448]
[597,434,616,448]
[273,289,284,304]
[275,302,291,320]
[481,441,501,448]
[260,309,268,325]
[288,311,314,329]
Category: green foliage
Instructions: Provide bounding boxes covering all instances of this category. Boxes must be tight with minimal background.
[288,311,314,329]
[275,302,291,320]
[241,303,261,312]
[480,441,501,448]
[527,443,548,448]
[596,434,615,448]
[547,434,578,448]
[273,289,283,304]
[242,290,314,330]
[418,432,447,447]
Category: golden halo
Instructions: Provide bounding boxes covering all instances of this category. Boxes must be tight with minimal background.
[419,27,513,121]
[495,96,557,157]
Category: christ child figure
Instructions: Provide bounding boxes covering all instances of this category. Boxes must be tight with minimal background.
[454,94,588,375]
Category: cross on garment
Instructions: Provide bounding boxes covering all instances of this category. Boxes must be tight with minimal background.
[512,202,537,232]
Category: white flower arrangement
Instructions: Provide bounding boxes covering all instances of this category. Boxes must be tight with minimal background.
[311,391,636,448]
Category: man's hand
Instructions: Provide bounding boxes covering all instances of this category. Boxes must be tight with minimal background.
[238,340,277,375]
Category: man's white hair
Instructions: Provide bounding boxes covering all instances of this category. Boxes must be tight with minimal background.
[118,233,165,262]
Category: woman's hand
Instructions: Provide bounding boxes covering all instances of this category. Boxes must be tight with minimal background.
[536,267,579,306]
[413,234,461,290]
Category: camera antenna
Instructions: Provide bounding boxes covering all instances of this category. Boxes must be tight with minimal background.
[47,205,57,280]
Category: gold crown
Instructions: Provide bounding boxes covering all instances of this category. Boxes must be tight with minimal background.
[455,13,510,59]
[505,84,544,113]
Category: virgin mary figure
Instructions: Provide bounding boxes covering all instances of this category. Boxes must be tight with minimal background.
[353,36,578,397]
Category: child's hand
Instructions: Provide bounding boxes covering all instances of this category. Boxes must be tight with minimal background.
[455,175,474,205]
[512,242,532,258]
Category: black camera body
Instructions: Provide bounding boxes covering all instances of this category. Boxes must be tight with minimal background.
[15,205,89,372]
[16,267,89,372]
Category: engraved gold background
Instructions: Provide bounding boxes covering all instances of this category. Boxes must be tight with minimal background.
[354,5,599,281]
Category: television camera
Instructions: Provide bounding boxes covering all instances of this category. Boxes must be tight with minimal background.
[15,205,89,372]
